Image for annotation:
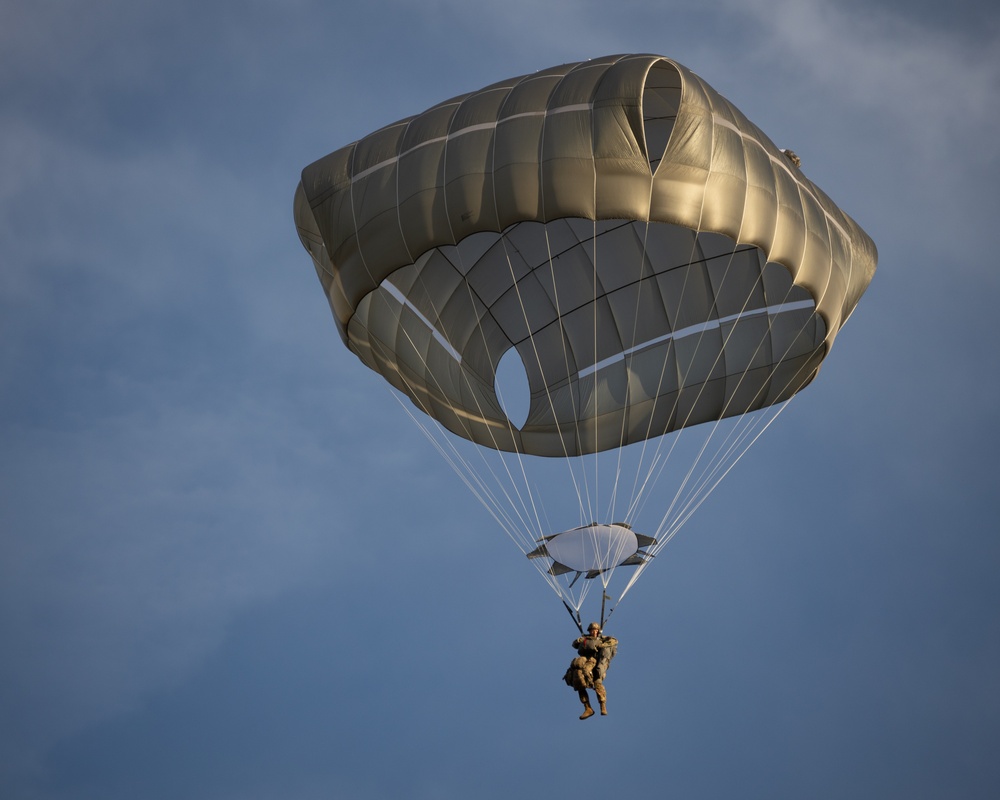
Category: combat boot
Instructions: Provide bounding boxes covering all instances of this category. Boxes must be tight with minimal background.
[579,704,595,720]
[595,684,607,716]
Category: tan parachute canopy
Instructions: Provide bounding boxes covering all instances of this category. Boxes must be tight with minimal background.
[294,54,877,460]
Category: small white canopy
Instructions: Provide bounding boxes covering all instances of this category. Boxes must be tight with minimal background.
[527,523,655,576]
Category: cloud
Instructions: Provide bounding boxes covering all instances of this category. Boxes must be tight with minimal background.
[0,366,355,761]
[0,21,355,765]
[725,0,1000,224]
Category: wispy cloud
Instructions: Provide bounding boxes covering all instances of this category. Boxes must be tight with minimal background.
[724,0,1000,239]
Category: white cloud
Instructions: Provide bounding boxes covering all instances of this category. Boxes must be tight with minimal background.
[0,380,360,758]
[724,0,1000,210]
[740,0,998,141]
[0,91,353,766]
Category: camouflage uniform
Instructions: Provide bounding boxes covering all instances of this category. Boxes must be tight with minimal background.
[564,628,617,719]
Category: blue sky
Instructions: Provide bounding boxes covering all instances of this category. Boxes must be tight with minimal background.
[2,1,998,798]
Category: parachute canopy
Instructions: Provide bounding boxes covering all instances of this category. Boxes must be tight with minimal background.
[294,55,877,622]
[294,54,876,459]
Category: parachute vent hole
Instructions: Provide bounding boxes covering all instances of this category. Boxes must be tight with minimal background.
[642,62,681,173]
[495,347,531,429]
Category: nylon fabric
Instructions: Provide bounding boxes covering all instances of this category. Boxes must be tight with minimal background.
[295,54,875,459]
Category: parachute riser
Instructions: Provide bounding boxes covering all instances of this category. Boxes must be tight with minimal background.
[563,600,584,635]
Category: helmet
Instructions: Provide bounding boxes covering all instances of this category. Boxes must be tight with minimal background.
[588,622,601,632]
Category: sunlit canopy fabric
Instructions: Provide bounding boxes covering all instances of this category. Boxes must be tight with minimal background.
[294,54,877,457]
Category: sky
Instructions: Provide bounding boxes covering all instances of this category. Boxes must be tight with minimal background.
[2,0,999,798]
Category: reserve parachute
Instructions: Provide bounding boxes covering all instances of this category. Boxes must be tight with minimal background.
[294,54,877,624]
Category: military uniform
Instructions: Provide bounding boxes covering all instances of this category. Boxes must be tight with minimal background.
[564,627,617,719]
